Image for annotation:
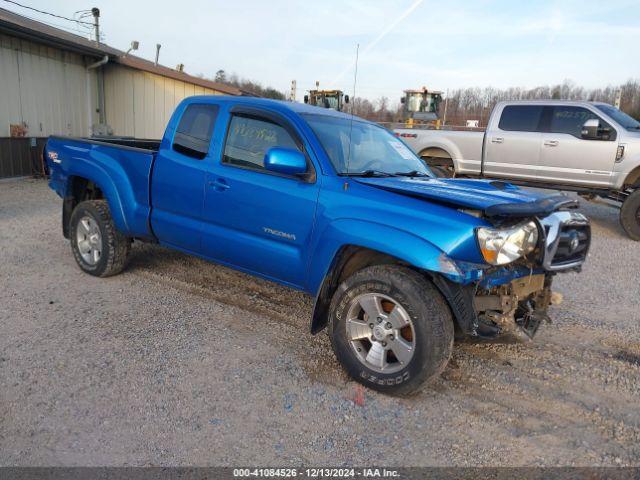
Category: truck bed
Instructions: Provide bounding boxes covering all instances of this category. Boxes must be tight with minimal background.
[88,136,161,151]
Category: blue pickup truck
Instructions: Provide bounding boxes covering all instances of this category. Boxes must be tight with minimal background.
[46,96,590,395]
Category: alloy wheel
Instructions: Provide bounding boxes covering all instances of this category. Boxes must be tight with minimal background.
[345,293,416,374]
[76,215,102,265]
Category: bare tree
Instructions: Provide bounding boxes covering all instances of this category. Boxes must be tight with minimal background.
[209,70,286,99]
[442,80,640,127]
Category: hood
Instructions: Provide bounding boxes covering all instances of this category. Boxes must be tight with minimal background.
[355,177,578,218]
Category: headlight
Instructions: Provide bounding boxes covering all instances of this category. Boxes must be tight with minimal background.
[476,221,539,265]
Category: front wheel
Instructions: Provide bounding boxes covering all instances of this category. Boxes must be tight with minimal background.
[328,265,454,396]
[69,200,131,277]
[620,189,640,241]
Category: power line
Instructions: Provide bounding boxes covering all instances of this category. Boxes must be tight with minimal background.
[11,11,94,38]
[1,0,94,25]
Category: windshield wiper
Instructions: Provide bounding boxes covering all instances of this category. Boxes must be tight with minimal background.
[341,170,396,177]
[394,170,431,177]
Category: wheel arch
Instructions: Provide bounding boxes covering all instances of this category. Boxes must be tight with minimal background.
[416,138,464,174]
[310,245,412,334]
[418,146,453,166]
[309,243,479,338]
[63,174,126,238]
[623,165,640,189]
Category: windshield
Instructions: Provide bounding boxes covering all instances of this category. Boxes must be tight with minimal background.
[314,94,340,110]
[406,93,423,113]
[303,114,432,176]
[595,104,640,131]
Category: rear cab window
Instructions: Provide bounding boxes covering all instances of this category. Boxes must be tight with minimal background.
[498,105,545,132]
[173,104,219,159]
[222,114,301,171]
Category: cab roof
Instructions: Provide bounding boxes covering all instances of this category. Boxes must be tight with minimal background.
[185,95,360,121]
[495,99,611,106]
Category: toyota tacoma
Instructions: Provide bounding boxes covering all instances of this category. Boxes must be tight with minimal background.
[46,96,590,395]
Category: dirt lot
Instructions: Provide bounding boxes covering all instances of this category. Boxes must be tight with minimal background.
[1,178,639,467]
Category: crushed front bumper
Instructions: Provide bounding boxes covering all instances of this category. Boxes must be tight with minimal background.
[473,273,554,341]
[435,211,590,341]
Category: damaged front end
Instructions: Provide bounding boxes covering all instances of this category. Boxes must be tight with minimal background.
[473,272,555,341]
[434,211,590,342]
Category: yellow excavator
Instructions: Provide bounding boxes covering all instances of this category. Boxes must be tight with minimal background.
[400,87,443,128]
[303,82,349,111]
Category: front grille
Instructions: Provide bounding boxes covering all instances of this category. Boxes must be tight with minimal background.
[552,225,590,266]
[540,212,591,271]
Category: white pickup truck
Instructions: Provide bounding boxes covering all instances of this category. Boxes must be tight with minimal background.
[395,100,640,240]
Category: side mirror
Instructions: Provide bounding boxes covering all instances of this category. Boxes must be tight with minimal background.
[581,118,605,140]
[264,147,308,176]
[303,95,309,104]
[344,95,349,104]
[400,97,405,104]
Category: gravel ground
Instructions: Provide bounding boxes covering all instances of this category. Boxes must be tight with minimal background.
[1,178,639,467]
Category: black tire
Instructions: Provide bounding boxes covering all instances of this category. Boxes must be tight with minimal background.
[69,200,130,277]
[620,189,640,241]
[328,265,454,396]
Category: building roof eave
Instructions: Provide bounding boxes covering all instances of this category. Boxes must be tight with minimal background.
[0,7,251,96]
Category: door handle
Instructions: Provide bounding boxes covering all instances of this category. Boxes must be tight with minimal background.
[208,178,230,191]
[543,140,559,147]
[491,137,504,144]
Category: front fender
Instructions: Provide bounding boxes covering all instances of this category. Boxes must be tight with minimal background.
[306,219,461,295]
[306,218,487,334]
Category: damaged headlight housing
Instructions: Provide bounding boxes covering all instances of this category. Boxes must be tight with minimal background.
[476,221,539,265]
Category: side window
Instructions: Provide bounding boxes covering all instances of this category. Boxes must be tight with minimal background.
[222,114,300,171]
[549,106,609,139]
[173,104,219,159]
[498,105,544,132]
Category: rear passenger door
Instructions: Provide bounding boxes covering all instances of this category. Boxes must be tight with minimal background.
[483,105,544,180]
[537,105,618,187]
[201,108,320,288]
[150,103,219,252]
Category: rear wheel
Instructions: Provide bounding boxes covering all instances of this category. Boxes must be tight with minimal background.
[69,200,130,276]
[620,189,640,241]
[328,265,454,396]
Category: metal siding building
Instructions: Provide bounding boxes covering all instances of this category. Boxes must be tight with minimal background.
[0,7,245,178]
[0,33,92,138]
[103,64,223,139]
[0,32,95,177]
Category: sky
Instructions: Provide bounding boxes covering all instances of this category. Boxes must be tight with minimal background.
[4,0,640,103]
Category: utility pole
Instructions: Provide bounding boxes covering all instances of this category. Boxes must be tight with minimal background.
[91,7,100,44]
[155,44,161,66]
[615,88,622,109]
[442,89,449,127]
[290,80,297,102]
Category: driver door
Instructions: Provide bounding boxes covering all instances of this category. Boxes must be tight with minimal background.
[200,109,321,288]
[537,105,618,187]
